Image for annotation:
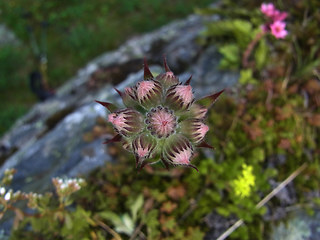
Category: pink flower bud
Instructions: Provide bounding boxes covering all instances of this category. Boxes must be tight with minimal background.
[188,103,208,119]
[121,86,139,108]
[156,71,179,90]
[165,84,194,110]
[108,109,144,136]
[132,134,157,167]
[136,80,162,108]
[162,134,197,170]
[181,119,209,143]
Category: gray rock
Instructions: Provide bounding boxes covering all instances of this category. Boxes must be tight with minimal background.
[0,24,20,46]
[269,209,320,240]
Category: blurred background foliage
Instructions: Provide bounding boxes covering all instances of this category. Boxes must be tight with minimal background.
[0,0,212,136]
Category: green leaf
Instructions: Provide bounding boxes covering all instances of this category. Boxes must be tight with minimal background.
[98,211,122,227]
[130,194,144,222]
[219,44,240,69]
[115,214,134,235]
[239,69,258,85]
[217,207,230,217]
[254,38,268,70]
[251,148,265,162]
[64,213,73,230]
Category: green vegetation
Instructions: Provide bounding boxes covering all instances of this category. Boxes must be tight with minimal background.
[0,0,213,136]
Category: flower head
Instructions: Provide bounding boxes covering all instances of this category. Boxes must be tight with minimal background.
[52,177,85,199]
[270,21,288,39]
[272,10,288,21]
[261,3,276,17]
[260,3,288,39]
[146,106,177,138]
[96,57,223,171]
[232,164,255,198]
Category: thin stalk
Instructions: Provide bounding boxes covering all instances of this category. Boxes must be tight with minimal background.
[242,31,265,68]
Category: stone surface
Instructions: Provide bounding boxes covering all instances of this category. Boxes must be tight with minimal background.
[269,209,320,240]
[0,24,20,46]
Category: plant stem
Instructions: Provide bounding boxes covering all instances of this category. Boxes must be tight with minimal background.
[242,31,265,68]
[94,217,122,240]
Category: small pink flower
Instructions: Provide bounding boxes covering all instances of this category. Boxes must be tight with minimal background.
[270,21,288,39]
[272,10,288,21]
[261,3,276,17]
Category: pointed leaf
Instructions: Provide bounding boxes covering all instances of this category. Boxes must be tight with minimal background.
[135,155,144,168]
[99,211,123,227]
[103,134,122,144]
[138,161,150,171]
[114,88,123,97]
[184,75,192,85]
[196,89,224,109]
[188,164,199,172]
[197,141,215,149]
[95,100,118,112]
[161,158,170,171]
[130,194,144,222]
[144,58,154,80]
[121,213,134,234]
[163,55,171,72]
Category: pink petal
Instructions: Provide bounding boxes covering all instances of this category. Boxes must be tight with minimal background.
[173,149,192,165]
[137,81,155,100]
[175,85,194,105]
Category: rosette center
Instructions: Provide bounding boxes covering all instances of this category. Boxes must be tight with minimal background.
[146,106,177,138]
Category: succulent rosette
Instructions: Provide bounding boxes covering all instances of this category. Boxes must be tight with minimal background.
[96,58,223,171]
